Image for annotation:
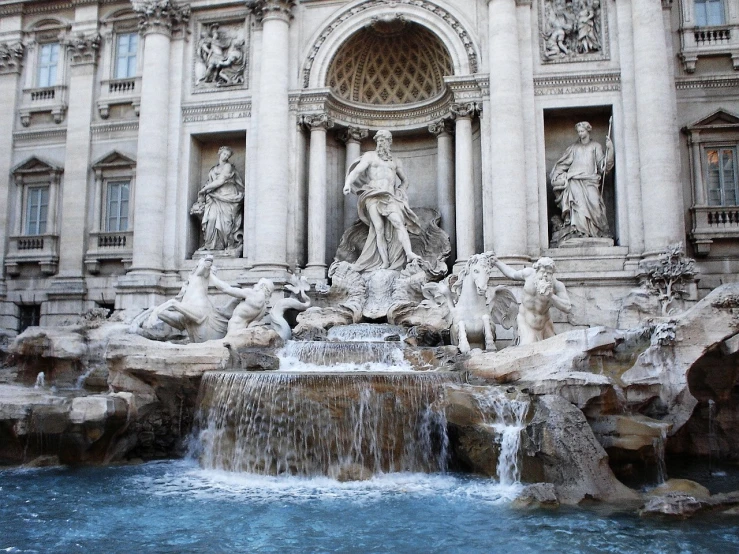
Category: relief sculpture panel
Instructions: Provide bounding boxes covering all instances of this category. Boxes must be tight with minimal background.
[539,0,609,63]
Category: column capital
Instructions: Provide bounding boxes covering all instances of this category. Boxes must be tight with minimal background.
[450,102,481,120]
[131,0,191,37]
[67,32,101,66]
[300,112,334,131]
[428,118,455,137]
[0,41,24,75]
[337,126,368,144]
[246,0,296,24]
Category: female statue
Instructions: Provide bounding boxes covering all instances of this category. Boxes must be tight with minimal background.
[191,146,245,253]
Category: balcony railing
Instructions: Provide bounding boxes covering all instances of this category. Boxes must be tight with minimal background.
[85,230,134,273]
[5,234,59,276]
[690,206,739,255]
[19,85,68,126]
[680,24,739,73]
[97,77,141,119]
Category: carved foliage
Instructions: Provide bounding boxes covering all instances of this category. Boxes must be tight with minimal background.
[539,0,608,63]
[642,243,697,316]
[67,32,101,66]
[0,41,24,74]
[131,0,191,36]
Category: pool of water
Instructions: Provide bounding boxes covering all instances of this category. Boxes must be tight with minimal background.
[2,460,738,553]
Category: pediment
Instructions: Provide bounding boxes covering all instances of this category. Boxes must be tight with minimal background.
[92,151,136,170]
[685,108,739,131]
[11,156,63,176]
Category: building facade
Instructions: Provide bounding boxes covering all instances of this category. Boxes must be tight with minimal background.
[0,0,737,333]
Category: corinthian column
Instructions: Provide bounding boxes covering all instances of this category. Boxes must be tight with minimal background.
[428,118,455,260]
[251,0,295,274]
[338,126,368,231]
[0,40,24,290]
[128,0,190,274]
[451,103,478,263]
[488,0,528,262]
[631,0,685,254]
[302,113,333,280]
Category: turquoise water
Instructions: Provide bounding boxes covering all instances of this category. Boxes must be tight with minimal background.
[2,460,739,553]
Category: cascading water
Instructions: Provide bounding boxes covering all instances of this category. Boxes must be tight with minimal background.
[327,323,406,342]
[194,371,458,476]
[471,388,529,486]
[653,428,668,484]
[278,341,410,371]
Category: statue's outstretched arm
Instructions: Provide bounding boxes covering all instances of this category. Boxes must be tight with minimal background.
[491,257,529,281]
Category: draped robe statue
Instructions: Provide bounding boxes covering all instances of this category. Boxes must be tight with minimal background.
[342,130,422,272]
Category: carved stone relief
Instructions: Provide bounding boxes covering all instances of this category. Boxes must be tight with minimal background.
[0,41,24,75]
[194,21,248,89]
[539,0,609,63]
[67,32,101,66]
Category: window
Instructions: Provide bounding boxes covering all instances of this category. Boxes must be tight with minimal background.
[115,33,138,79]
[37,43,59,87]
[25,186,49,235]
[695,0,725,26]
[106,180,130,232]
[705,147,738,206]
[18,305,41,332]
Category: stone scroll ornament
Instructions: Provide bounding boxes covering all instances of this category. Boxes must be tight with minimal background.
[190,146,245,255]
[540,0,606,62]
[195,23,247,88]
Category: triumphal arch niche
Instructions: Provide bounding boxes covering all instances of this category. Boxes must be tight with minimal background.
[296,3,486,280]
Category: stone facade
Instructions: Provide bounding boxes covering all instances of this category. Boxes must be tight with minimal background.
[0,0,738,332]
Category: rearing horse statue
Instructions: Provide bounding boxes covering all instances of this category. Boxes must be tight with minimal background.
[423,253,518,353]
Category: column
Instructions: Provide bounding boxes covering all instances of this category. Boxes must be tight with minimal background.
[54,30,100,290]
[632,0,685,254]
[338,127,367,232]
[302,113,333,280]
[488,0,528,261]
[128,0,190,274]
[252,0,295,274]
[451,103,477,263]
[0,38,24,296]
[428,118,456,260]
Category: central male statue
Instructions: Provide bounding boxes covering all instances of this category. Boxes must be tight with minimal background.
[343,130,423,272]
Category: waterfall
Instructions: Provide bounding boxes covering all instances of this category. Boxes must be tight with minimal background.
[327,323,406,342]
[278,341,410,371]
[194,371,459,476]
[653,428,668,484]
[34,372,45,389]
[473,388,529,486]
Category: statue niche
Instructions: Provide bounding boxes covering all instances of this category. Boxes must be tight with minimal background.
[549,120,614,247]
[190,146,245,256]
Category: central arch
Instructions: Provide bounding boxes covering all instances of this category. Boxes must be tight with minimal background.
[302,0,479,91]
